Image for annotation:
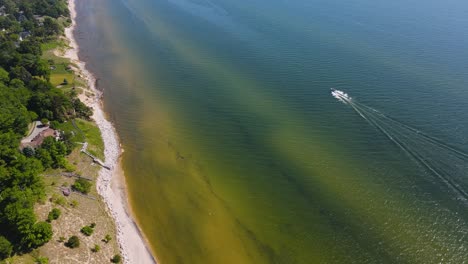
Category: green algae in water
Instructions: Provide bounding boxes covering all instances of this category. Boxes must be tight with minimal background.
[74,0,468,262]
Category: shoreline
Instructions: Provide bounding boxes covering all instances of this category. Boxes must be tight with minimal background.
[63,0,157,263]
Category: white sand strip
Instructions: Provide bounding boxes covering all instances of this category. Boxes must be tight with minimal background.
[63,0,157,263]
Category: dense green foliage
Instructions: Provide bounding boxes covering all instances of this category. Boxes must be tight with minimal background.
[80,225,94,236]
[46,208,60,222]
[65,235,79,248]
[0,236,12,259]
[35,256,49,264]
[36,136,68,169]
[71,178,91,194]
[111,254,122,263]
[0,0,92,259]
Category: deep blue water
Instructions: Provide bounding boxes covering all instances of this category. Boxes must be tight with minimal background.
[75,0,468,262]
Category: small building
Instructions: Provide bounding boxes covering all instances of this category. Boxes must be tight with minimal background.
[0,6,6,16]
[33,15,45,26]
[19,31,31,42]
[21,127,60,149]
[17,14,27,22]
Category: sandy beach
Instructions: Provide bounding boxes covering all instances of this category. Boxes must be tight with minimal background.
[63,0,156,263]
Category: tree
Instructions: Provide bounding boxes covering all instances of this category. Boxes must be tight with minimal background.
[18,40,42,56]
[35,148,53,169]
[8,33,19,42]
[37,137,69,169]
[60,130,76,154]
[41,118,49,126]
[0,236,12,259]
[0,84,31,134]
[22,221,53,248]
[0,132,21,164]
[65,236,80,248]
[21,20,34,31]
[0,67,9,83]
[49,120,59,129]
[0,0,79,256]
[9,78,25,89]
[3,0,15,14]
[23,146,35,157]
[32,59,50,80]
[72,98,92,119]
[62,78,68,85]
[111,254,122,263]
[9,66,32,84]
[43,17,61,35]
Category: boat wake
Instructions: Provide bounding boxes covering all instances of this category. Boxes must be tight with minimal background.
[331,88,352,104]
[331,89,468,202]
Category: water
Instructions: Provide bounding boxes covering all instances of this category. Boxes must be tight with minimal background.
[332,89,468,201]
[74,0,468,263]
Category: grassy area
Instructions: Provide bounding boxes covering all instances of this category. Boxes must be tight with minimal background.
[49,65,74,88]
[31,116,118,263]
[56,121,85,143]
[56,118,104,161]
[2,254,36,264]
[75,119,105,161]
[41,40,77,90]
[41,40,64,52]
[41,40,68,62]
[35,148,119,264]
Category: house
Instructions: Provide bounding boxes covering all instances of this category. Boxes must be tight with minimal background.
[17,13,27,22]
[33,15,45,26]
[18,31,31,41]
[21,127,60,149]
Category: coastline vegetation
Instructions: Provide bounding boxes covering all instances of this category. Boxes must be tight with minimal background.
[71,177,91,194]
[0,0,92,260]
[0,0,120,262]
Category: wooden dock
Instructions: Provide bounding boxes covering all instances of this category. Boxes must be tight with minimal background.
[81,142,111,170]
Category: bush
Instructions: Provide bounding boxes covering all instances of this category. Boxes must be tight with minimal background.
[0,236,12,259]
[90,223,96,228]
[80,226,94,236]
[65,236,80,248]
[24,222,53,248]
[71,178,92,194]
[50,194,66,206]
[70,200,78,208]
[103,234,112,243]
[35,256,49,264]
[111,254,122,263]
[91,244,100,253]
[47,208,61,222]
[23,146,35,157]
[41,118,49,126]
[64,163,76,172]
[50,120,60,129]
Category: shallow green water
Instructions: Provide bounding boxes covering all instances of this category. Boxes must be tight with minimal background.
[75,0,468,262]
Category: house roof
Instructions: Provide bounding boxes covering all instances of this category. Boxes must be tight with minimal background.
[21,128,59,149]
